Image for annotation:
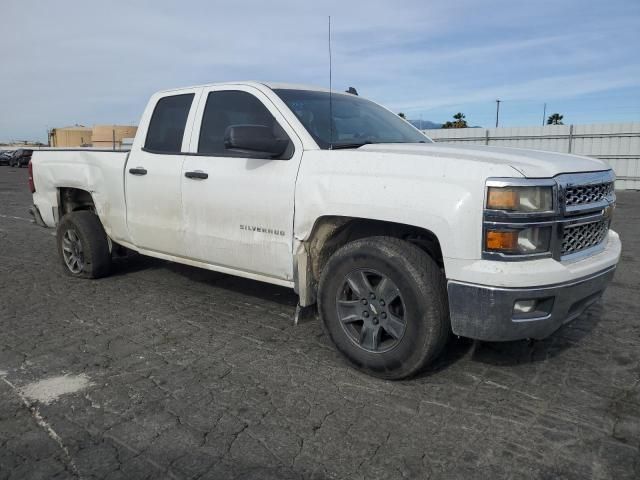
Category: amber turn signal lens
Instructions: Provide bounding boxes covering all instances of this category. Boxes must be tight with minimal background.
[486,230,519,251]
[487,187,518,210]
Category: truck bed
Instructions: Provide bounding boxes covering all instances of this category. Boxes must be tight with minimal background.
[31,149,132,244]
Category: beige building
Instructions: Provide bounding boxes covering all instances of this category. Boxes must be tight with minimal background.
[49,124,138,149]
[49,125,93,147]
[91,125,138,149]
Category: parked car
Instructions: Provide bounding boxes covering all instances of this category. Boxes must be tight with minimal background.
[10,149,33,167]
[28,81,621,379]
[0,150,14,165]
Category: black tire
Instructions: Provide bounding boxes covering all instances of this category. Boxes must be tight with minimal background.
[56,211,111,279]
[318,236,450,379]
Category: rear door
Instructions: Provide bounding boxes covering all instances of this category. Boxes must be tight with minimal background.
[180,85,303,281]
[125,89,200,255]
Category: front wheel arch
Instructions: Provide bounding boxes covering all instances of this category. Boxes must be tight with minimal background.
[294,216,445,307]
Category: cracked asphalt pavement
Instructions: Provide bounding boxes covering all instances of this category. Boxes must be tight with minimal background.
[1,167,639,479]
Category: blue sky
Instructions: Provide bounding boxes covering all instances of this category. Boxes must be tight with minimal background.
[1,0,639,141]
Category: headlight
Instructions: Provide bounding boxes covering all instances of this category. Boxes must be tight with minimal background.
[487,186,553,212]
[483,179,557,260]
[485,226,552,255]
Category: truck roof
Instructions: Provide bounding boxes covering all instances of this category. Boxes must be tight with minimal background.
[155,81,344,96]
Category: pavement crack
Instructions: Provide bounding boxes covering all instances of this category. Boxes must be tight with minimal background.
[312,409,335,433]
[103,431,181,480]
[227,422,250,454]
[292,436,304,467]
[1,376,82,479]
[356,431,391,474]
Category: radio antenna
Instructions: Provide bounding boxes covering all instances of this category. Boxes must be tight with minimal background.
[328,15,333,149]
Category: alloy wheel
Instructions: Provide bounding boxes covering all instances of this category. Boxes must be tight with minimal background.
[62,228,85,273]
[335,269,407,353]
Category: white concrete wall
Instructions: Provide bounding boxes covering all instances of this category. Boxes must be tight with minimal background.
[422,123,640,190]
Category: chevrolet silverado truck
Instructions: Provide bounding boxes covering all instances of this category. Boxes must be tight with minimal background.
[29,82,621,379]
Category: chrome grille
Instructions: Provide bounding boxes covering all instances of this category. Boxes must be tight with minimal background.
[565,182,613,207]
[562,220,608,256]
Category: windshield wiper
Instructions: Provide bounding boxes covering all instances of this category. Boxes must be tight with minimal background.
[330,141,373,150]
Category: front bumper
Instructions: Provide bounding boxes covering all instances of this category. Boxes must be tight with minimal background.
[447,266,616,341]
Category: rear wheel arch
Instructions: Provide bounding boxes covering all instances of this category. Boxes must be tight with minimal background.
[57,187,98,219]
[56,187,121,251]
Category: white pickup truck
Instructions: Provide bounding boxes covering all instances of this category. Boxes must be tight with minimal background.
[29,82,621,379]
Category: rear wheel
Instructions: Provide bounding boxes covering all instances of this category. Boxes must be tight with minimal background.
[56,211,111,278]
[318,236,450,379]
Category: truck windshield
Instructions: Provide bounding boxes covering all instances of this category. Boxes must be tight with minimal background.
[274,89,431,149]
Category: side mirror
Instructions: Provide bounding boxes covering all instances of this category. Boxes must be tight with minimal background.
[224,125,288,158]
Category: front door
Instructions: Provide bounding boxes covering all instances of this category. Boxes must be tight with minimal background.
[180,86,302,281]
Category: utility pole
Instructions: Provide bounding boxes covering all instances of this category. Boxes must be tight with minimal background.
[542,103,547,126]
[495,99,501,128]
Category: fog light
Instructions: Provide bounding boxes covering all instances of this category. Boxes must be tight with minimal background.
[514,299,537,314]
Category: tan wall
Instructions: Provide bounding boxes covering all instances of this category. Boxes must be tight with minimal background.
[49,125,138,149]
[50,128,93,147]
[91,125,138,149]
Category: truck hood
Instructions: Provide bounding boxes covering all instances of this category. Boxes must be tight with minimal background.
[359,143,611,178]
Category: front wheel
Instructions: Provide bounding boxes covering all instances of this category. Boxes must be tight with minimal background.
[318,237,450,379]
[56,211,111,278]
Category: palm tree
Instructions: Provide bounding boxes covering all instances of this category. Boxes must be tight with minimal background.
[547,113,564,125]
[442,112,468,129]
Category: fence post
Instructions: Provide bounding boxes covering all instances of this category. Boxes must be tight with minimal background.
[568,124,574,153]
[485,129,489,145]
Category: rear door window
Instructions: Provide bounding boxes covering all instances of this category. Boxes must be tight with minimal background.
[145,93,194,153]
